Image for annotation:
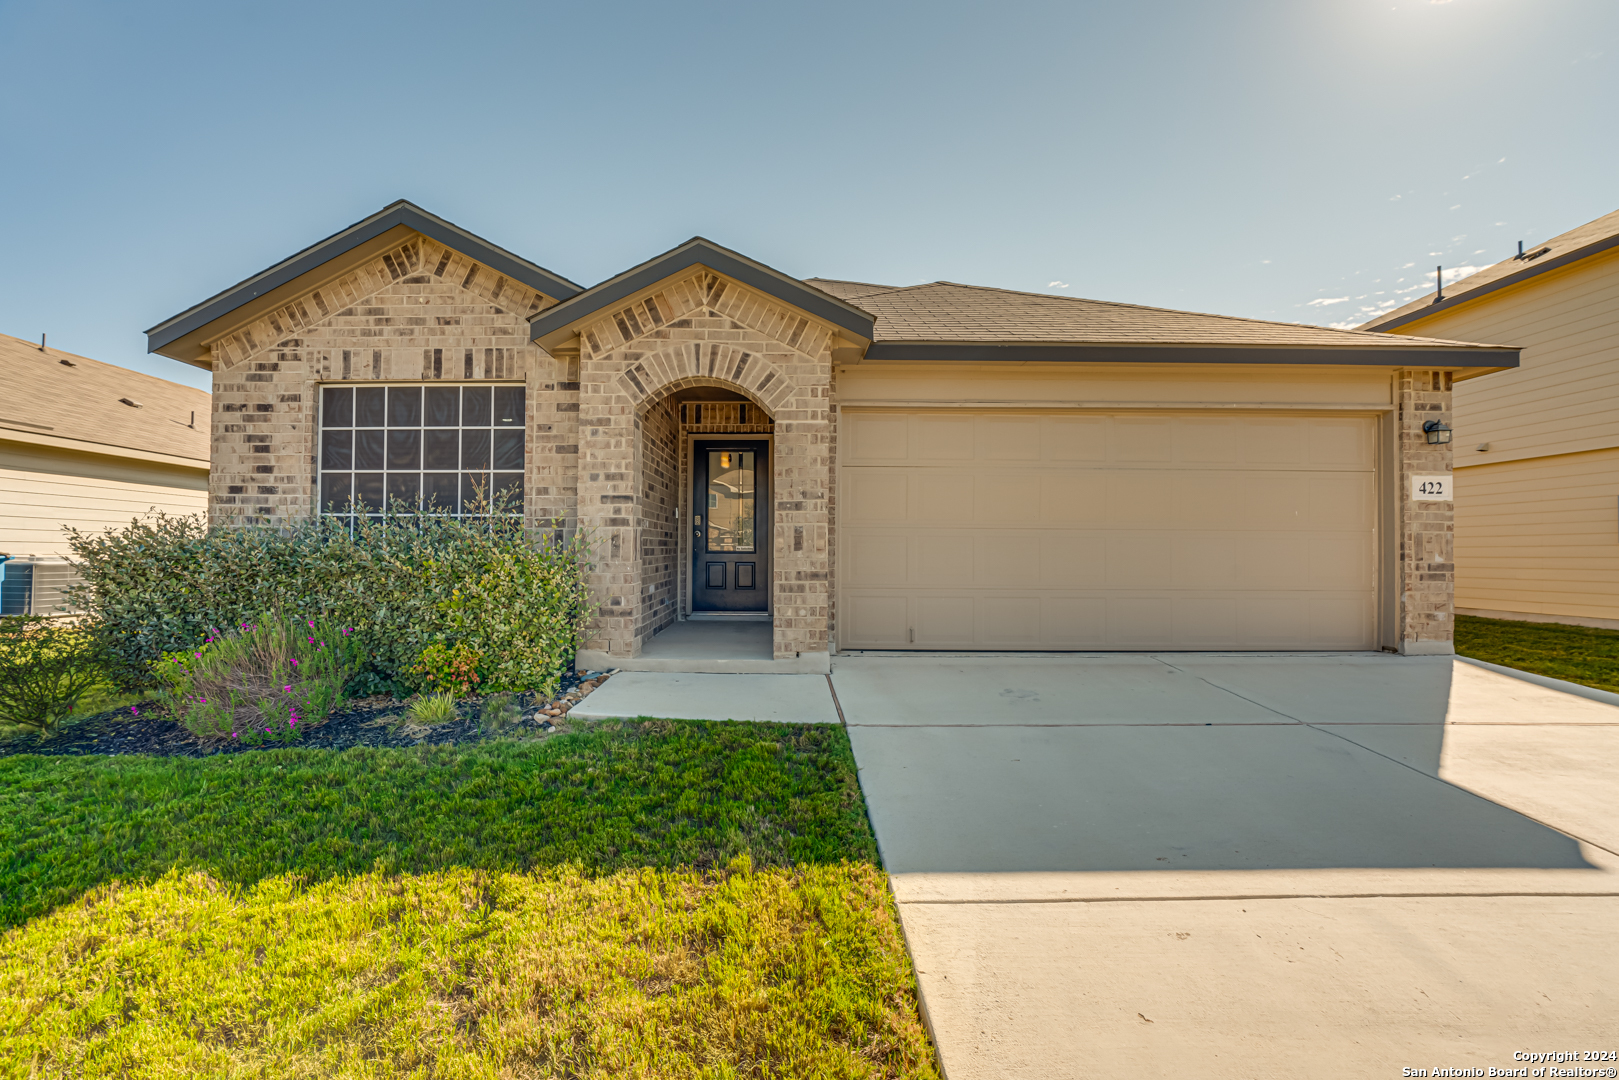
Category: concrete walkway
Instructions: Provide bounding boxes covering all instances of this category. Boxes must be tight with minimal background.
[835,654,1619,1078]
[568,670,841,724]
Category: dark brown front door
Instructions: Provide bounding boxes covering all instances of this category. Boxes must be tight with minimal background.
[692,440,768,613]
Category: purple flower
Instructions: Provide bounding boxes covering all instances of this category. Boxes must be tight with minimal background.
[130,706,139,716]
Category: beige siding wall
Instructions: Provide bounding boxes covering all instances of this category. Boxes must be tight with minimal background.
[1394,247,1619,463]
[1454,447,1619,624]
[838,362,1396,407]
[1383,247,1619,623]
[0,441,208,557]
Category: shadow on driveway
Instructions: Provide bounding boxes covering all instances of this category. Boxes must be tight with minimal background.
[835,654,1594,873]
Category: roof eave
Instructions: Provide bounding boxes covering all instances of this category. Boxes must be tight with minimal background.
[1363,230,1619,334]
[146,200,583,367]
[529,238,876,352]
[862,341,1520,367]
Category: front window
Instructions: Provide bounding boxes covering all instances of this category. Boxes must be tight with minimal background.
[318,383,524,524]
[705,449,756,552]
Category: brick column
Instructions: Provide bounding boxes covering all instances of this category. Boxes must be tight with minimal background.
[1397,369,1455,654]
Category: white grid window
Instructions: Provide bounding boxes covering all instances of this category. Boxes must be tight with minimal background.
[318,383,524,522]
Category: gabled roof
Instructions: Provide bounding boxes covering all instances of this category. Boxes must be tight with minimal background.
[0,332,209,466]
[529,239,878,350]
[1361,207,1619,333]
[148,200,583,367]
[842,280,1517,367]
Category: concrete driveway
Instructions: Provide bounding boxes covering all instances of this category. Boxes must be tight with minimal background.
[833,653,1619,1078]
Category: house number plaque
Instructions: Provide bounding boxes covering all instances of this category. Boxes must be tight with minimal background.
[1411,475,1452,501]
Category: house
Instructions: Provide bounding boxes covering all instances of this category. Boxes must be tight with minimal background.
[145,201,1517,671]
[0,332,209,614]
[1360,208,1619,630]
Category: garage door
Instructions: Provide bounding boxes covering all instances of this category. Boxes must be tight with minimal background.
[838,410,1378,650]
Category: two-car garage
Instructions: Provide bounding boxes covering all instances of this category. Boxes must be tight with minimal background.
[837,408,1380,651]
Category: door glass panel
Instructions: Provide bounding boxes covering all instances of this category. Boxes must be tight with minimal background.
[706,450,755,552]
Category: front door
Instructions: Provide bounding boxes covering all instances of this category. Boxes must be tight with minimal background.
[691,440,769,612]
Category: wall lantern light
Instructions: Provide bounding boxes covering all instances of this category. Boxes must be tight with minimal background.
[1423,420,1453,445]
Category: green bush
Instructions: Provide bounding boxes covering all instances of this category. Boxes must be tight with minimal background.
[409,640,483,696]
[0,616,109,731]
[153,614,362,744]
[65,504,592,697]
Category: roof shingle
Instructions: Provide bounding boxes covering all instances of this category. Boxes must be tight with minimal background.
[811,279,1503,350]
[1360,207,1619,332]
[0,333,209,463]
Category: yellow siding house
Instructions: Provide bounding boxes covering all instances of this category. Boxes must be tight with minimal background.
[0,332,209,614]
[1362,208,1619,629]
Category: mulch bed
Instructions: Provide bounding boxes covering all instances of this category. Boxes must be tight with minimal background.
[0,670,614,759]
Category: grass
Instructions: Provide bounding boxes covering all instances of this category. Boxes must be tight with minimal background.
[0,720,934,1077]
[0,719,877,930]
[1455,614,1619,694]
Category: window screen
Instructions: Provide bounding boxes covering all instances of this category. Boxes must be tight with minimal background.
[318,383,524,524]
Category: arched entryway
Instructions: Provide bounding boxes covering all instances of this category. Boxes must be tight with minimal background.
[564,272,837,673]
[634,381,776,658]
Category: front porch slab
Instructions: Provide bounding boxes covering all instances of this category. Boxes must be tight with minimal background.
[576,620,830,674]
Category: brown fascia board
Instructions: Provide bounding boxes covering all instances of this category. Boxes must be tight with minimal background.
[1364,231,1619,334]
[528,238,876,351]
[146,200,583,368]
[861,342,1520,368]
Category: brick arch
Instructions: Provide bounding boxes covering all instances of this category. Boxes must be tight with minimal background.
[617,342,794,416]
[631,375,777,419]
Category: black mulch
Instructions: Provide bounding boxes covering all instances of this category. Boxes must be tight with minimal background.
[0,671,610,759]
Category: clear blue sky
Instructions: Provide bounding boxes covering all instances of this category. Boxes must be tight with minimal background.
[2,0,1614,391]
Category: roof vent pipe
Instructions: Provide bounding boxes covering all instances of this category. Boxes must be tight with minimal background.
[1435,266,1444,303]
[1518,240,1524,258]
[39,334,45,351]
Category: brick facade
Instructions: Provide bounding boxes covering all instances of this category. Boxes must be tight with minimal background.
[206,236,563,529]
[1396,369,1456,653]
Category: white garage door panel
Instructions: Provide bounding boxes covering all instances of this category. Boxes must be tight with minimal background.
[839,411,1378,651]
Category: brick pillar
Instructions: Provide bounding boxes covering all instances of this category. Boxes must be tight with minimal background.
[1397,369,1455,654]
[527,343,579,541]
[577,346,639,660]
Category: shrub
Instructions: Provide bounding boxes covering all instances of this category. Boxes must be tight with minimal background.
[65,500,592,697]
[153,615,361,744]
[406,692,458,726]
[0,616,108,731]
[409,641,482,696]
[479,692,522,734]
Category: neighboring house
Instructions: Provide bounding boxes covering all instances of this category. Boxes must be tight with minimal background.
[0,332,210,614]
[145,201,1518,669]
[1360,208,1619,630]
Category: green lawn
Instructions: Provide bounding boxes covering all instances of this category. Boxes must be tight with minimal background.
[1455,614,1619,694]
[0,720,937,1078]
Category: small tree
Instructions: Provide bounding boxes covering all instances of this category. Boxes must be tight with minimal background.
[0,616,108,731]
